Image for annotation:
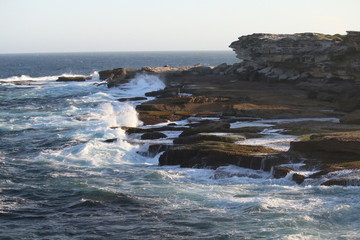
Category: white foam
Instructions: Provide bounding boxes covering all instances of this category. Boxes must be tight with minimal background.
[0,73,90,83]
[118,74,165,97]
[236,132,297,151]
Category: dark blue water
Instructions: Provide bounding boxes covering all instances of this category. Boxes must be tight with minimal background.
[0,51,238,78]
[1,52,359,240]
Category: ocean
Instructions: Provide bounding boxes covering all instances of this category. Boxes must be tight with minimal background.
[0,51,359,239]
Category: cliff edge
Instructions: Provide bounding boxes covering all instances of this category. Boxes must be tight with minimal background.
[230,31,360,112]
[229,31,360,82]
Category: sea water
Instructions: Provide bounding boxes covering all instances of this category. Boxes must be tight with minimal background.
[0,52,359,239]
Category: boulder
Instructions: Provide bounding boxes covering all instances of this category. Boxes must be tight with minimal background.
[292,173,306,184]
[272,166,292,178]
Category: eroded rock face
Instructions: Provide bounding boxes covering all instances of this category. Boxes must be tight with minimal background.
[229,31,360,82]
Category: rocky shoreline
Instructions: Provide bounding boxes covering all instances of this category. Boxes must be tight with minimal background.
[96,31,360,186]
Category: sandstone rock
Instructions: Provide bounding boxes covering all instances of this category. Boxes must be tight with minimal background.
[230,31,360,83]
[290,131,360,157]
[340,110,360,124]
[140,132,167,140]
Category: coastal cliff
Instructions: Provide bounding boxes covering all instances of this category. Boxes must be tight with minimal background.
[229,31,360,82]
[229,31,360,112]
[96,31,360,186]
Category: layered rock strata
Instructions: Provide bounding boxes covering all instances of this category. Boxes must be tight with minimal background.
[100,31,360,186]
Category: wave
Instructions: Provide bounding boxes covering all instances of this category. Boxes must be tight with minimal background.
[0,71,99,82]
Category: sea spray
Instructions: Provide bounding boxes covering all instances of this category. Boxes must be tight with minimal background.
[1,53,360,239]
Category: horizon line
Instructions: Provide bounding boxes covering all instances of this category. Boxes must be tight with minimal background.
[0,49,234,55]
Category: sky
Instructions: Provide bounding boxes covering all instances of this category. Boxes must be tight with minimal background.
[0,0,359,53]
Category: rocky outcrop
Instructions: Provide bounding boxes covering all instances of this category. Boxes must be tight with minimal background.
[230,31,360,82]
[173,133,245,144]
[322,178,360,186]
[289,131,360,173]
[56,76,89,82]
[98,68,137,87]
[290,131,360,157]
[229,31,360,112]
[159,141,283,169]
[140,132,167,140]
[118,97,147,102]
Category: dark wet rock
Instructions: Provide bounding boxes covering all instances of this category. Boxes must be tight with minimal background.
[147,144,172,157]
[260,155,290,172]
[124,126,188,135]
[140,132,167,140]
[307,166,345,178]
[145,88,179,98]
[340,110,360,124]
[212,63,231,75]
[103,138,117,143]
[272,166,293,179]
[56,76,89,82]
[335,88,360,112]
[98,68,137,87]
[292,173,305,184]
[118,97,147,102]
[179,121,231,137]
[321,178,360,186]
[159,141,282,169]
[173,133,244,144]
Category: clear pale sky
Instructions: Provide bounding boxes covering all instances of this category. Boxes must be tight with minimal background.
[0,0,359,53]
